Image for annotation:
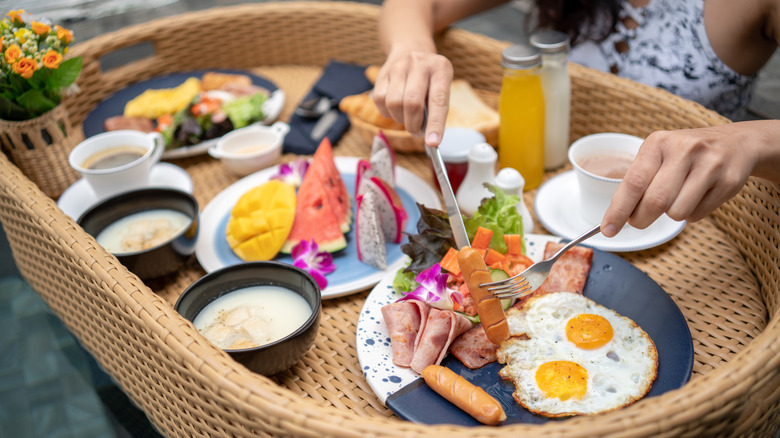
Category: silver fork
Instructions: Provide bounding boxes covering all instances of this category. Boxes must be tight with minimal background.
[481,224,602,299]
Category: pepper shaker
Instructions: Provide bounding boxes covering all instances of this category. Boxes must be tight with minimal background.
[456,142,497,217]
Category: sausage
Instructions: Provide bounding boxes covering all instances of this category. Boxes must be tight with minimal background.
[458,247,509,345]
[421,364,506,425]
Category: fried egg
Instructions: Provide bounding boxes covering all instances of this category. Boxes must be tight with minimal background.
[496,291,658,417]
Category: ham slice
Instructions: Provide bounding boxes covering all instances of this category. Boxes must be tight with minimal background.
[449,323,498,369]
[534,242,593,295]
[381,301,431,367]
[409,308,473,374]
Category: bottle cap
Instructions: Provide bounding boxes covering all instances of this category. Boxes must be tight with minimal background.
[530,29,571,54]
[501,44,542,69]
[439,128,486,164]
[467,142,498,164]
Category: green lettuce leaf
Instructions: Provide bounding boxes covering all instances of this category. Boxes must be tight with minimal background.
[223,92,267,129]
[392,269,418,293]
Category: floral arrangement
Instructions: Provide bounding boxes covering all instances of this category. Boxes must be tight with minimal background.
[0,9,82,121]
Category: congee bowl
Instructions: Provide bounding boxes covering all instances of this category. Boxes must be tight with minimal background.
[174,261,322,376]
[77,188,199,280]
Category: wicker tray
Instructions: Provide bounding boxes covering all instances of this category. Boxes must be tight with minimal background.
[1,2,779,437]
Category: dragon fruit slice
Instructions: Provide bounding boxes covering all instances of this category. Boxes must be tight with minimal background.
[355,159,376,200]
[369,145,395,187]
[373,131,397,170]
[365,176,408,244]
[356,190,387,270]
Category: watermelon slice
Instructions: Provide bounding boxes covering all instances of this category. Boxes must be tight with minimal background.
[310,138,352,233]
[281,138,349,253]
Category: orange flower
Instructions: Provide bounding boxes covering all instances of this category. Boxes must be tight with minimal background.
[56,26,73,44]
[31,21,50,36]
[42,49,62,69]
[12,57,36,79]
[8,9,24,24]
[4,44,21,64]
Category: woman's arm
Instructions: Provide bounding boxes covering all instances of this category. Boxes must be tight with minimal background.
[601,120,780,237]
[374,0,508,145]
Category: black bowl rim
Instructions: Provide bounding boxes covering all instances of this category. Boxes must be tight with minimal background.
[174,261,322,353]
[77,187,199,256]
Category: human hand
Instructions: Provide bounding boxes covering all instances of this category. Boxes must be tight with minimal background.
[372,49,453,146]
[601,126,757,237]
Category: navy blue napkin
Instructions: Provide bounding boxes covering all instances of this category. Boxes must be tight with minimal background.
[283,61,374,155]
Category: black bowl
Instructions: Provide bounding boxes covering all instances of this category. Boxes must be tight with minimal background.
[174,261,322,376]
[77,188,199,280]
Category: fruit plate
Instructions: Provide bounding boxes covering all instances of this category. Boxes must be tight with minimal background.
[83,69,285,160]
[195,156,442,299]
[356,234,694,425]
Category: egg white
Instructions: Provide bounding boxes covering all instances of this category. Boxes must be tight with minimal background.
[496,291,658,417]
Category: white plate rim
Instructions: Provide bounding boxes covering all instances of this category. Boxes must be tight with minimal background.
[194,156,442,299]
[534,170,686,252]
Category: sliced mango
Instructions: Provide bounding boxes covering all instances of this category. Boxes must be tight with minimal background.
[226,180,296,261]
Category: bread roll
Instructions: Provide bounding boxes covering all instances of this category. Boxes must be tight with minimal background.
[339,93,405,130]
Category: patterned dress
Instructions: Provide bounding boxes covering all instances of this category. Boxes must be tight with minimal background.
[569,0,755,120]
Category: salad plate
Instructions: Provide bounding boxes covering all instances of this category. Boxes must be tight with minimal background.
[195,157,442,299]
[83,69,285,160]
[535,171,686,252]
[356,233,693,426]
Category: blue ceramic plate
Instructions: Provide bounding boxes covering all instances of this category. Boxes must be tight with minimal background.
[82,69,286,159]
[195,157,442,299]
[356,234,694,425]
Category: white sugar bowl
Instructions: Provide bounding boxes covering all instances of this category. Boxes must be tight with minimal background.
[208,121,289,176]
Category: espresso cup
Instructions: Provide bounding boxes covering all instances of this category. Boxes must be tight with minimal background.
[69,130,165,198]
[568,133,643,224]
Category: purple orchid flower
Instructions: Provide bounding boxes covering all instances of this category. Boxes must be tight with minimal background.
[397,263,463,310]
[291,239,336,289]
[271,158,309,187]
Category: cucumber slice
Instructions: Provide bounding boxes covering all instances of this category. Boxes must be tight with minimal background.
[488,268,514,309]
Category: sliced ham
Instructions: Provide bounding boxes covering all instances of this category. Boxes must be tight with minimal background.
[409,308,473,374]
[534,242,593,295]
[449,323,499,369]
[381,301,431,367]
[104,116,155,133]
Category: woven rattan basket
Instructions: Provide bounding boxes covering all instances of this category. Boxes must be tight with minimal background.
[0,104,82,198]
[1,2,779,437]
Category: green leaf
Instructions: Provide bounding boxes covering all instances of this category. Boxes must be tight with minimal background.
[49,57,82,88]
[16,89,56,117]
[0,95,32,121]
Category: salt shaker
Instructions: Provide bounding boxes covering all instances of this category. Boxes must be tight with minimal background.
[456,142,497,217]
[495,167,534,234]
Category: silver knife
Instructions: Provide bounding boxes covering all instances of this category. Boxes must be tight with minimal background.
[426,144,471,250]
[310,108,339,141]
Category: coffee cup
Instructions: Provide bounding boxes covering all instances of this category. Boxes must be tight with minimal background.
[69,130,165,198]
[568,133,643,224]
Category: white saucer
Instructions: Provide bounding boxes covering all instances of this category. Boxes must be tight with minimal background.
[57,162,194,220]
[534,170,686,252]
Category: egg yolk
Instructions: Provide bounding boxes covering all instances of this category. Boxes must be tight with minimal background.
[566,313,614,350]
[535,360,588,400]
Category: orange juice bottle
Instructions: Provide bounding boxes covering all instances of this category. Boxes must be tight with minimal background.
[498,44,545,190]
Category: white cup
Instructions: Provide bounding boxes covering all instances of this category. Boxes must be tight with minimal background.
[69,130,165,198]
[568,133,643,224]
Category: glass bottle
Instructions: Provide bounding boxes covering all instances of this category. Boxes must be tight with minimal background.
[498,44,545,190]
[455,142,497,217]
[531,30,571,171]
